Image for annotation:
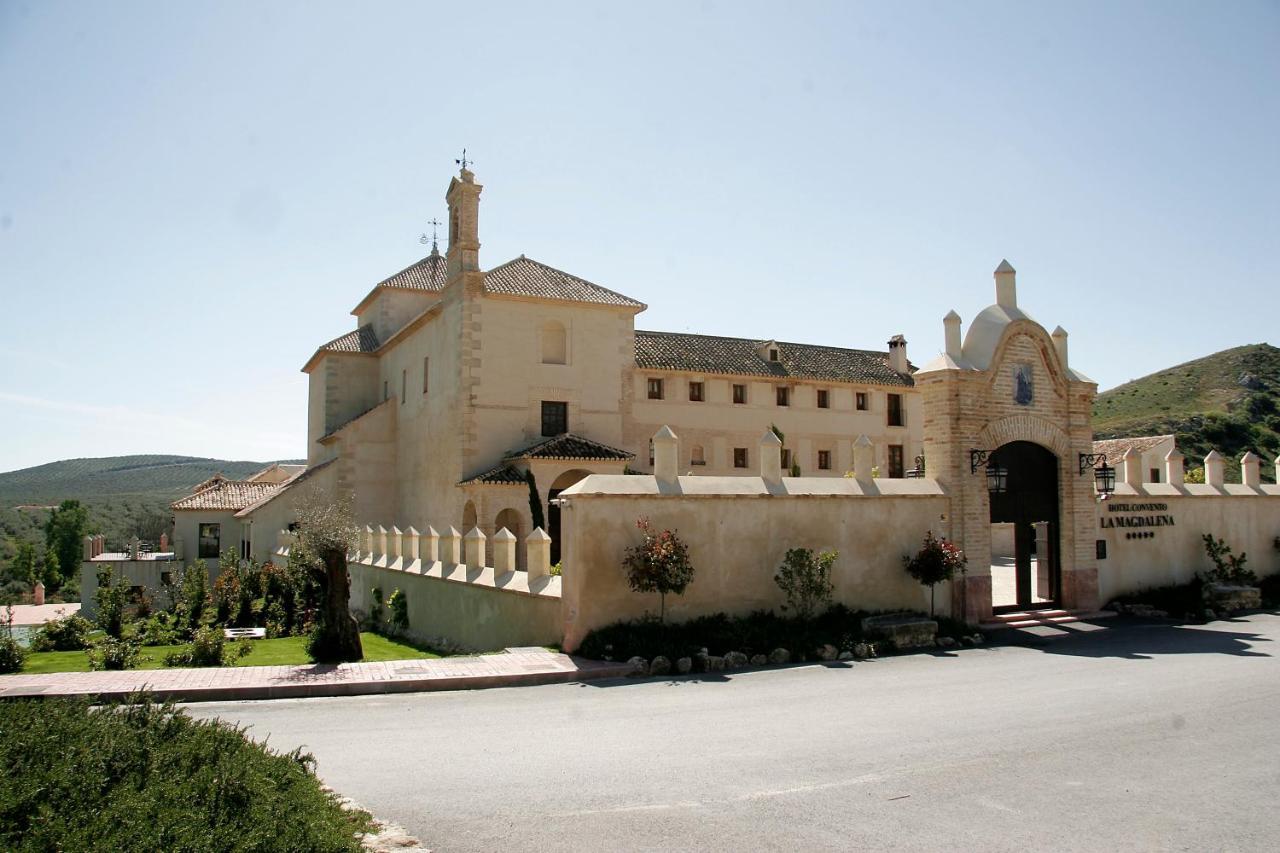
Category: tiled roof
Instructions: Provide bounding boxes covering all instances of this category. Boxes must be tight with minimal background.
[235,459,336,517]
[1091,435,1175,464]
[459,463,527,486]
[375,251,449,292]
[635,330,914,387]
[172,479,282,511]
[318,325,380,355]
[505,433,634,461]
[484,256,645,308]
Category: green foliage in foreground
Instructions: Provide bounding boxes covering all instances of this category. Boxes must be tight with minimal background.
[0,695,371,852]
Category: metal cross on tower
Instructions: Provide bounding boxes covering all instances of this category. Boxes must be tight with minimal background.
[419,218,443,253]
[455,148,471,170]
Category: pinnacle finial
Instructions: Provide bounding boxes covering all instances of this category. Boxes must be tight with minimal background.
[995,259,1015,274]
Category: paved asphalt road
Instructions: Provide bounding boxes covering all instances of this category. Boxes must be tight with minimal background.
[190,614,1280,852]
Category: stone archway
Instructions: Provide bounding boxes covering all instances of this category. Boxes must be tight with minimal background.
[988,440,1060,610]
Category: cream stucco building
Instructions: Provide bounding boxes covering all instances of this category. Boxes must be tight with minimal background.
[292,166,922,561]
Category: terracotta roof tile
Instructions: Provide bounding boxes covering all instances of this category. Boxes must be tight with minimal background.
[505,433,634,462]
[375,251,449,292]
[635,330,913,387]
[459,463,527,486]
[483,256,644,308]
[1091,435,1175,464]
[172,480,282,511]
[318,325,380,355]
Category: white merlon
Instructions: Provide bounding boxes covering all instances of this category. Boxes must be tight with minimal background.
[1051,326,1069,369]
[759,429,783,485]
[1121,447,1142,486]
[406,526,420,561]
[526,527,552,580]
[1164,448,1185,485]
[492,527,517,573]
[464,526,486,569]
[994,259,1017,308]
[1204,450,1225,487]
[1241,451,1260,487]
[391,526,403,561]
[853,434,874,481]
[944,310,962,360]
[442,527,462,565]
[653,425,679,485]
[423,526,440,563]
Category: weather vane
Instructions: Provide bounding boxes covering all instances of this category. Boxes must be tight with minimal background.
[419,217,443,252]
[455,148,472,170]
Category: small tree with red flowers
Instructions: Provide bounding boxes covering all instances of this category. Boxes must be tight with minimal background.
[623,518,695,622]
[903,531,968,616]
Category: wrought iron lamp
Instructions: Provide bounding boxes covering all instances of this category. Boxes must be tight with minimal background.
[1079,452,1115,494]
[970,449,1007,494]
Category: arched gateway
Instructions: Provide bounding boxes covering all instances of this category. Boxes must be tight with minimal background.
[916,261,1101,624]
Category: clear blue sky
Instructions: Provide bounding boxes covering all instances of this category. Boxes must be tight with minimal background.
[1,0,1276,473]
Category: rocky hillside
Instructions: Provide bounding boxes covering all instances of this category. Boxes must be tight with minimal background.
[1093,343,1280,482]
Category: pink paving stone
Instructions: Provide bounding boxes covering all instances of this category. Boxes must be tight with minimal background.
[0,649,630,703]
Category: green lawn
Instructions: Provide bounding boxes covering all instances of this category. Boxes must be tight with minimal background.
[19,632,440,674]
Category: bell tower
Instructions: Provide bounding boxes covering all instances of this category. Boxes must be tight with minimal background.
[445,164,483,282]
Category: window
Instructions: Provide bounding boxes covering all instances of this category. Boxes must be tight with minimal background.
[888,445,905,478]
[818,450,831,470]
[541,320,567,364]
[541,401,568,436]
[856,392,868,411]
[241,538,251,560]
[382,380,388,402]
[401,369,406,403]
[733,447,748,468]
[649,438,654,466]
[887,393,904,426]
[647,378,664,400]
[1150,468,1161,483]
[423,356,429,394]
[776,386,789,407]
[817,389,829,409]
[688,381,704,402]
[769,348,779,362]
[198,523,221,559]
[732,383,747,404]
[691,445,706,466]
[781,449,792,471]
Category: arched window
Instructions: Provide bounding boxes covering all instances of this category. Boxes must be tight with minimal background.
[541,320,567,365]
[691,445,706,466]
[462,501,478,534]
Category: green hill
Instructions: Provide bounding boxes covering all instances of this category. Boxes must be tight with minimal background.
[1093,343,1280,482]
[0,455,302,602]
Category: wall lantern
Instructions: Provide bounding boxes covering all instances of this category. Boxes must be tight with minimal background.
[969,449,1007,494]
[1079,452,1115,495]
[905,455,926,478]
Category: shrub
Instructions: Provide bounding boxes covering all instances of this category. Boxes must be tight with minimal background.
[174,561,208,634]
[903,532,968,615]
[549,561,563,577]
[164,626,245,668]
[89,637,142,671]
[30,613,94,651]
[774,548,836,620]
[622,518,695,622]
[137,613,180,647]
[387,588,409,634]
[366,586,385,631]
[0,695,372,851]
[1201,534,1256,585]
[0,607,27,674]
[93,564,129,639]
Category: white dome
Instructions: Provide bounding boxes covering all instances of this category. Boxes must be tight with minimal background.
[961,303,1038,371]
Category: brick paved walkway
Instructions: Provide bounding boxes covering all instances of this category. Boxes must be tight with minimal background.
[0,648,630,703]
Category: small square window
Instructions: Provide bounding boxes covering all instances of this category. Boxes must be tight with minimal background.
[776,386,789,407]
[647,378,664,400]
[688,381,704,402]
[818,450,831,470]
[732,384,747,404]
[541,401,568,436]
[888,444,905,478]
[733,447,748,468]
[1096,539,1108,560]
[198,523,221,559]
[781,449,792,471]
[1150,468,1161,483]
[691,445,706,466]
[856,392,868,411]
[817,389,829,409]
[769,348,779,362]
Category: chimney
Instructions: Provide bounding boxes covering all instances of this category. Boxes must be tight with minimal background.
[994,259,1016,309]
[943,311,962,361]
[887,334,908,373]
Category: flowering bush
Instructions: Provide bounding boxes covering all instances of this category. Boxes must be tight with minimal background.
[774,548,836,619]
[903,532,967,615]
[622,518,695,622]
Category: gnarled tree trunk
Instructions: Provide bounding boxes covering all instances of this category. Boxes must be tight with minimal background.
[311,546,363,663]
